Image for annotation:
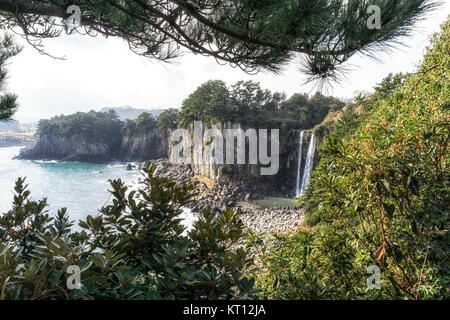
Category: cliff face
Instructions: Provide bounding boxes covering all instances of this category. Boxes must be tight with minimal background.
[120,131,168,161]
[168,121,313,187]
[16,135,113,162]
[168,122,259,181]
[16,132,169,162]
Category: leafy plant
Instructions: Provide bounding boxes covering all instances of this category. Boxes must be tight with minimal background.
[0,165,255,300]
[0,34,21,121]
[256,20,450,300]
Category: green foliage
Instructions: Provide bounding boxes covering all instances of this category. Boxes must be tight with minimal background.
[284,92,345,129]
[36,110,165,156]
[1,1,438,81]
[0,166,254,300]
[0,34,21,121]
[178,80,233,128]
[37,110,123,147]
[256,21,450,300]
[156,108,179,134]
[178,79,345,131]
[372,72,411,100]
[134,112,157,133]
[122,112,157,137]
[228,80,285,126]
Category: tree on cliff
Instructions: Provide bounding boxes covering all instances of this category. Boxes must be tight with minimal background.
[37,110,123,147]
[0,0,438,82]
[178,80,233,127]
[281,92,345,127]
[156,108,179,134]
[135,112,157,133]
[0,34,21,121]
[230,80,284,118]
[177,79,345,129]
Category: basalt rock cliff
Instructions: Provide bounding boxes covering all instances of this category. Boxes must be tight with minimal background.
[15,132,168,162]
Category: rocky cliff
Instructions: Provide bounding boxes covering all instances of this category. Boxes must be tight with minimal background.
[16,132,168,162]
[120,131,168,161]
[16,135,113,162]
[169,122,260,181]
[168,121,315,193]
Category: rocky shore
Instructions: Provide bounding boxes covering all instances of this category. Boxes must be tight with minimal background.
[148,159,304,235]
[239,208,304,234]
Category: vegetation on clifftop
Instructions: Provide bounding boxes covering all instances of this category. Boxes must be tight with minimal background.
[28,110,165,161]
[37,110,123,147]
[177,80,345,132]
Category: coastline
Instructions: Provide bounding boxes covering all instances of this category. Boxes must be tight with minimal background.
[4,145,305,238]
[147,159,305,235]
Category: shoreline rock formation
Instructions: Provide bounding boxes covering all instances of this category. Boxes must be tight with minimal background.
[148,158,304,235]
[15,135,112,162]
[14,132,168,162]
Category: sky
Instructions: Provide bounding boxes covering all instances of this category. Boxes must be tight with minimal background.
[4,3,450,123]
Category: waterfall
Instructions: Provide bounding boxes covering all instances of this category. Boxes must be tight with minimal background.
[295,130,304,197]
[299,133,316,197]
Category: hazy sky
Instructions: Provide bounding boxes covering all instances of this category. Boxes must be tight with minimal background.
[4,4,450,122]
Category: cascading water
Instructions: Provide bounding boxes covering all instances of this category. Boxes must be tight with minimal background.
[295,130,305,197]
[299,133,316,197]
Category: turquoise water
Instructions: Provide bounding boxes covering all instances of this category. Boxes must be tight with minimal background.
[0,146,139,225]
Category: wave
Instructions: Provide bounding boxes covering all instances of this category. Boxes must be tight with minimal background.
[107,164,123,168]
[32,160,60,164]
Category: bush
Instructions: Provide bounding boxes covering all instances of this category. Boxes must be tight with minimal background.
[256,21,450,300]
[0,165,255,300]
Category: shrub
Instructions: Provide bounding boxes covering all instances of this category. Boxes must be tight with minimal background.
[0,165,255,300]
[256,20,450,300]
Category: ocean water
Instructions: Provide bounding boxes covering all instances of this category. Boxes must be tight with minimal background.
[0,146,197,231]
[0,146,140,224]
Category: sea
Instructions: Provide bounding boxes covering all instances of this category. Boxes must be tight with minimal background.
[0,146,196,231]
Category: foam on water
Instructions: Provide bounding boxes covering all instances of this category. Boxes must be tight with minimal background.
[0,147,198,232]
[0,147,138,228]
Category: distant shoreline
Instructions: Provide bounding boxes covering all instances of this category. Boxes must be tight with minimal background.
[0,132,36,148]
